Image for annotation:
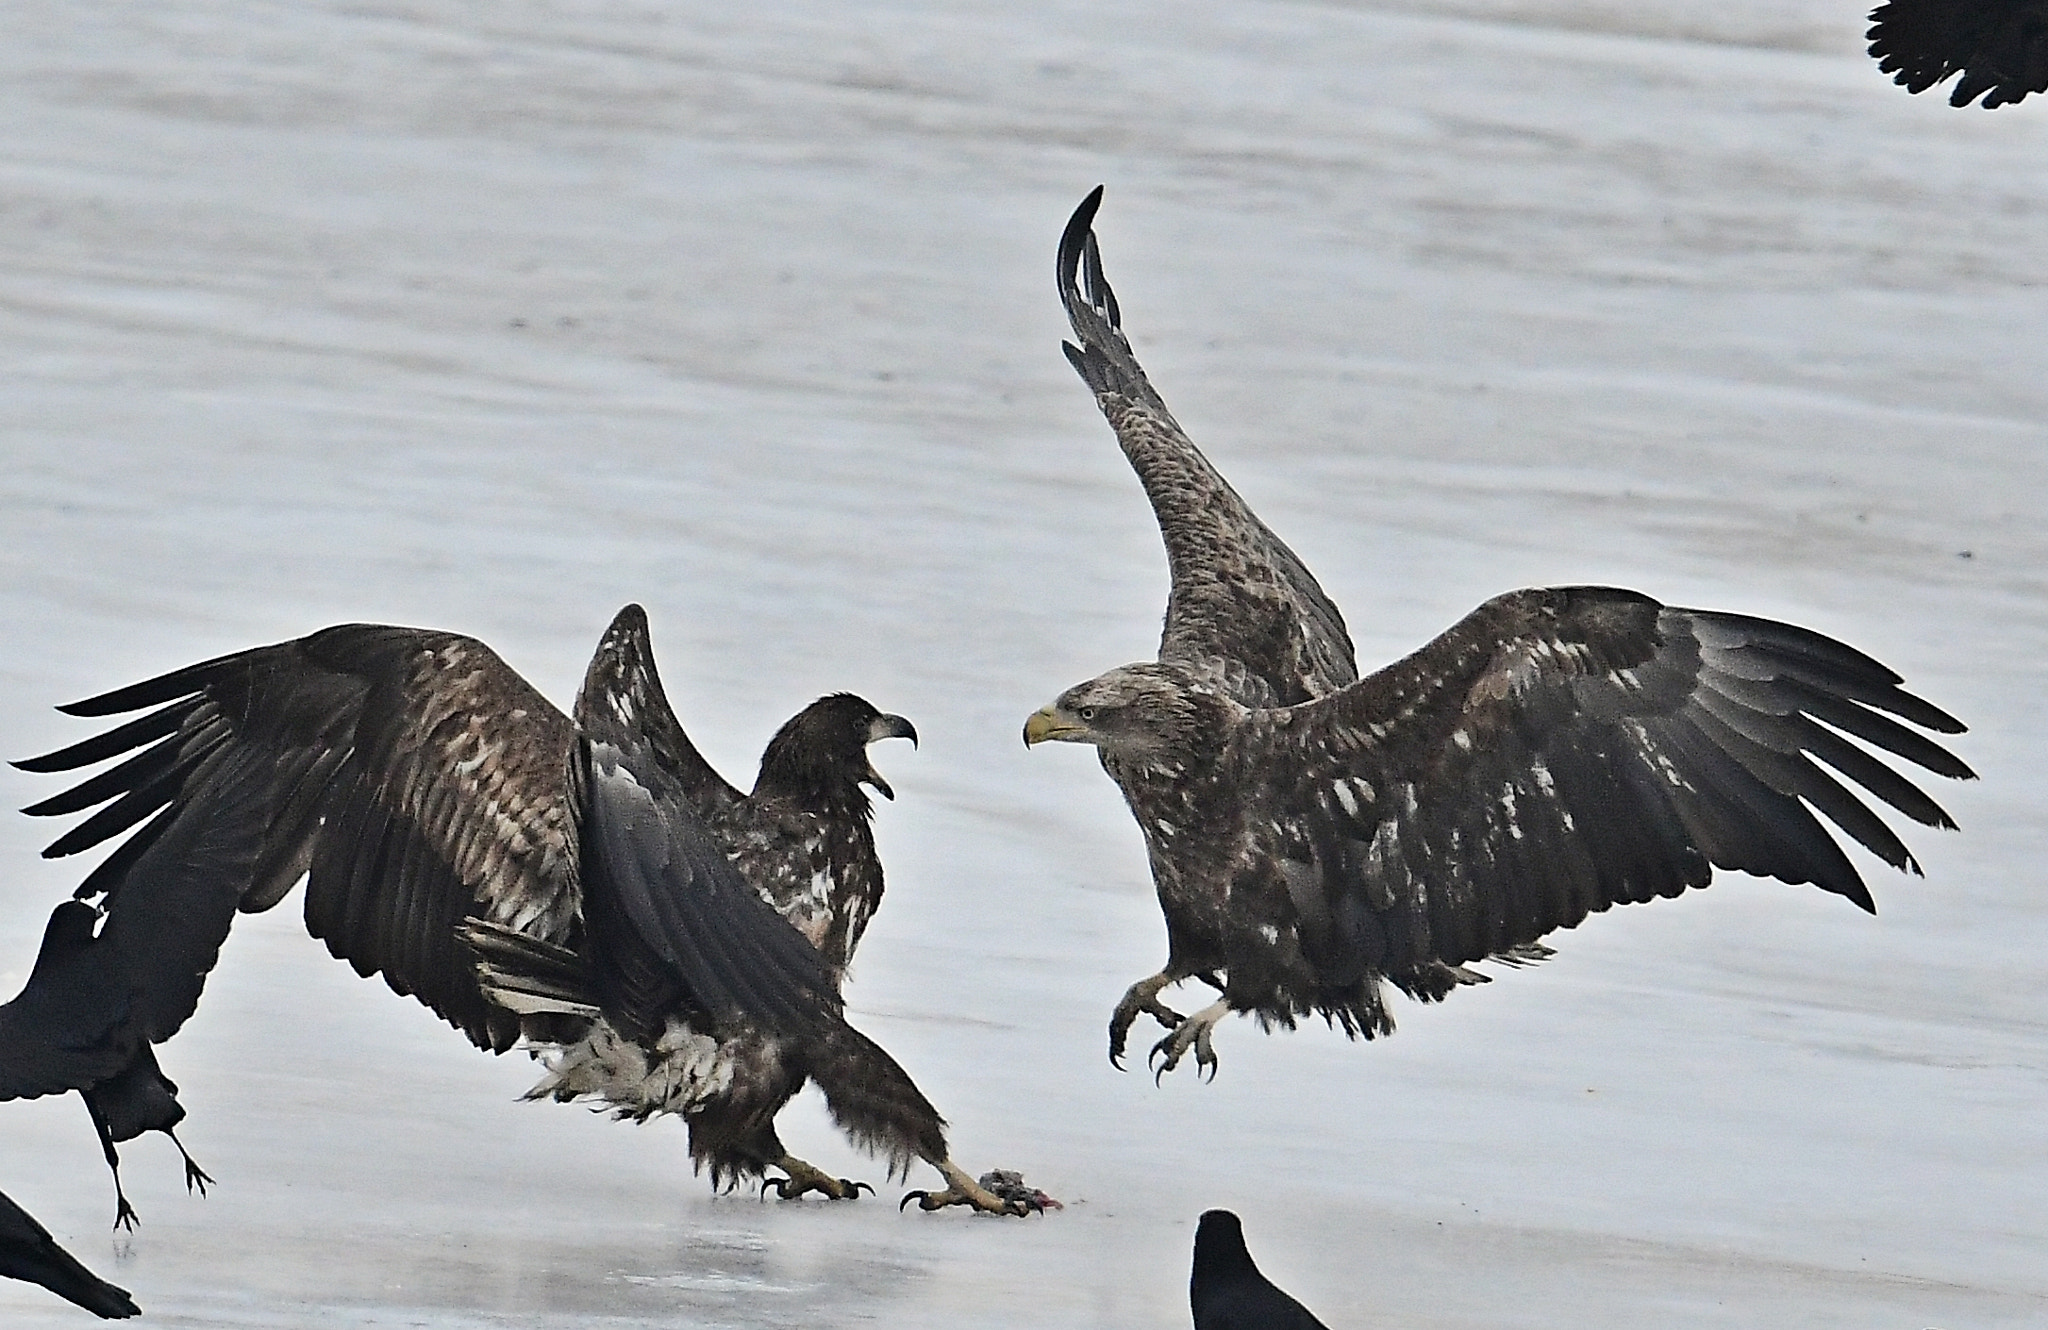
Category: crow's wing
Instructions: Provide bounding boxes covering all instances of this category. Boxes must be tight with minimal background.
[1869,0,2048,107]
[1234,587,1972,980]
[1058,188,1357,707]
[16,625,581,1051]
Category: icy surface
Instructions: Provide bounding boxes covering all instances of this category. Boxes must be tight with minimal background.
[1,1,2044,1326]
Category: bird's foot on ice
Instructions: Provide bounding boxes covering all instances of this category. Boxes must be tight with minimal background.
[900,1160,1054,1216]
[1109,972,1185,1069]
[1148,998,1231,1084]
[760,1156,874,1201]
[111,1193,139,1232]
[171,1131,213,1196]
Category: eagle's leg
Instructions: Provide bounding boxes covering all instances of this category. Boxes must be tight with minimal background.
[1109,971,1185,1069]
[899,1158,1050,1217]
[1148,997,1231,1084]
[761,1154,874,1201]
[82,1094,139,1231]
[167,1128,213,1195]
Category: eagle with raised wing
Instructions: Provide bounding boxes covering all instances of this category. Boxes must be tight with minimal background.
[1024,188,1975,1081]
[17,605,1033,1214]
[1868,0,2048,107]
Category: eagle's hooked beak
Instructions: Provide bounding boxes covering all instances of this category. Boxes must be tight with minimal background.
[1023,706,1087,748]
[863,713,916,801]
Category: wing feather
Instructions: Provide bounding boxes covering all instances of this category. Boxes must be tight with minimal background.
[572,607,842,1041]
[1869,0,2048,107]
[15,625,581,1052]
[1241,587,1971,977]
[1057,188,1357,705]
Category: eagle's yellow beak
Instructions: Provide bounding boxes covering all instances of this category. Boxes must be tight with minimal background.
[1023,706,1085,747]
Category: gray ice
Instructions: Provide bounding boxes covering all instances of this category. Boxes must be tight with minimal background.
[1,1,2044,1326]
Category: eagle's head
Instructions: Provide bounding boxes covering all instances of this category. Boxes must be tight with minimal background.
[754,692,917,804]
[1023,663,1226,769]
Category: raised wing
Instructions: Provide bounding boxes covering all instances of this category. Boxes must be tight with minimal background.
[571,606,841,1042]
[1869,0,2048,107]
[1058,188,1357,706]
[0,1188,140,1319]
[1239,587,1973,981]
[15,625,582,1052]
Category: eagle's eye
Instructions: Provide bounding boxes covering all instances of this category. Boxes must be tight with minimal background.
[1079,706,1097,721]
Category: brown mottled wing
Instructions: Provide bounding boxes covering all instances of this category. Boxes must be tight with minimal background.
[572,605,843,1039]
[1869,0,2048,107]
[575,605,744,818]
[1058,188,1357,707]
[16,626,580,1052]
[1236,587,1973,980]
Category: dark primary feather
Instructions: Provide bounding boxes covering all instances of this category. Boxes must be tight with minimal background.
[1191,1210,1329,1330]
[0,1189,139,1319]
[1033,191,1975,1065]
[1059,186,1358,708]
[1239,588,1972,1013]
[17,625,583,1053]
[1869,0,2048,107]
[21,602,959,1198]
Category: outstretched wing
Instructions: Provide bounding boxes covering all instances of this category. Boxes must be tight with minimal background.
[1057,188,1357,707]
[1237,587,1973,980]
[1869,0,2048,107]
[572,606,842,1042]
[15,625,582,1052]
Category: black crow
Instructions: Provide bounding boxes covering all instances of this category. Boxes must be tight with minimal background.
[0,900,213,1228]
[1191,1210,1328,1330]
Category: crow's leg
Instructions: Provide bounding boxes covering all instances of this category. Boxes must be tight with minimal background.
[165,1128,213,1195]
[82,1093,139,1231]
[760,1154,875,1201]
[1109,971,1185,1069]
[1148,997,1231,1084]
[899,1159,1049,1217]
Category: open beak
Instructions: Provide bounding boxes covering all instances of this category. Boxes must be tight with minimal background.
[863,713,916,800]
[1023,706,1086,747]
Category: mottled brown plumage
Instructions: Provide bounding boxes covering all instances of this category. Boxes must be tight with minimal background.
[17,606,1029,1212]
[1027,189,1975,1080]
[1869,0,2048,107]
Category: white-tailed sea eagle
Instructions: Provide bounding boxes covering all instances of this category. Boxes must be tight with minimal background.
[1025,188,1975,1081]
[17,605,1035,1215]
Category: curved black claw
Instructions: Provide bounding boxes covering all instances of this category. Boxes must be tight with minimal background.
[763,1172,874,1201]
[1109,989,1184,1070]
[899,1189,931,1212]
[1148,1022,1220,1085]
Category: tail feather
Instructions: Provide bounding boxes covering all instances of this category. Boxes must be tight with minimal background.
[461,919,601,1017]
[807,1021,948,1182]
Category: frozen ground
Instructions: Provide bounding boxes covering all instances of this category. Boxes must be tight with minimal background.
[1,1,2044,1326]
